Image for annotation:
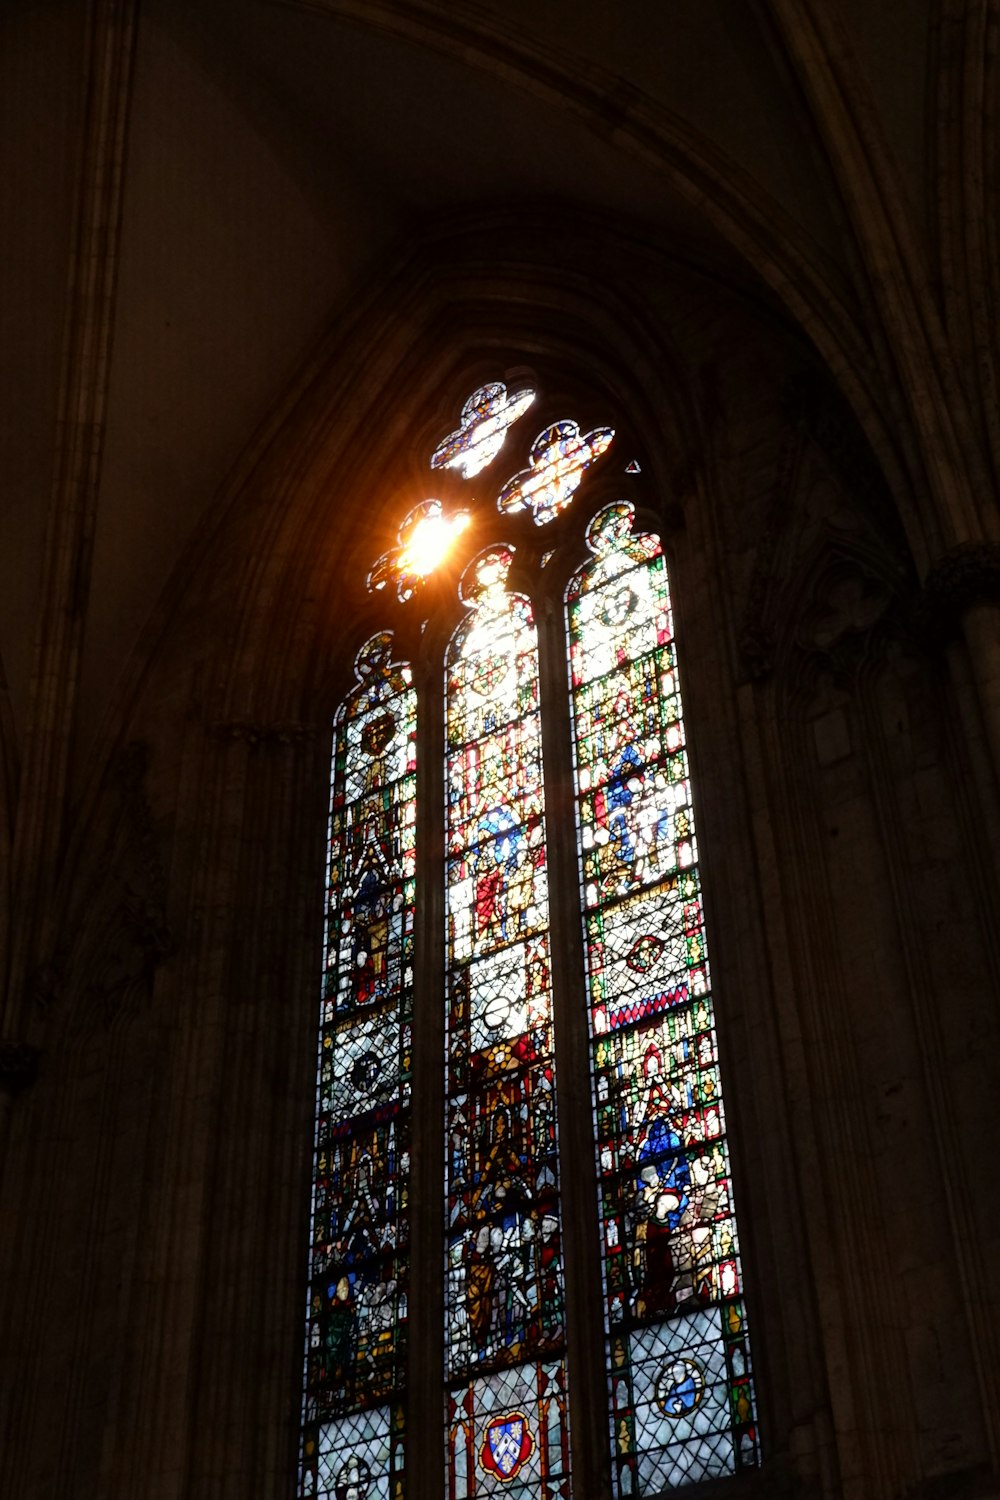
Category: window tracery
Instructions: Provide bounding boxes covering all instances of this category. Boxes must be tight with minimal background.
[300,379,759,1500]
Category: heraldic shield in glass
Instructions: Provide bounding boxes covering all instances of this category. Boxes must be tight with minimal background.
[300,632,414,1500]
[566,503,760,1494]
[444,547,571,1499]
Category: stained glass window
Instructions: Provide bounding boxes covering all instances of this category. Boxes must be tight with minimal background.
[301,632,415,1500]
[431,382,537,479]
[497,419,615,525]
[303,384,759,1500]
[567,502,759,1493]
[444,546,570,1497]
[368,501,471,603]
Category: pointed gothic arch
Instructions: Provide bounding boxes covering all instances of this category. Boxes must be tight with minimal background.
[300,369,765,1499]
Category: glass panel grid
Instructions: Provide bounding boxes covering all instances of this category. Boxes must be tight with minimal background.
[445,554,570,1498]
[567,504,760,1495]
[301,635,415,1500]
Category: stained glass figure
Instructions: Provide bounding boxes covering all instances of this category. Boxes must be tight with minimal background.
[432,382,537,479]
[301,631,415,1500]
[368,500,470,602]
[566,503,759,1494]
[444,546,570,1498]
[497,419,614,526]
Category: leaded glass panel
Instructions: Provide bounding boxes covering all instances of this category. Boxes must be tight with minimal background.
[302,384,763,1500]
[431,382,537,479]
[301,632,415,1500]
[444,547,570,1498]
[566,503,759,1494]
[498,419,614,526]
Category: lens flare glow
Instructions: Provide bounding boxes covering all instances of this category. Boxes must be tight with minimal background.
[399,512,470,577]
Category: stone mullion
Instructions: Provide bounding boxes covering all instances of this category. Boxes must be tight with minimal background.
[536,590,613,1500]
[408,647,447,1500]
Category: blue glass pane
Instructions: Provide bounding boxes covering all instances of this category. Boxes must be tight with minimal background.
[567,504,759,1494]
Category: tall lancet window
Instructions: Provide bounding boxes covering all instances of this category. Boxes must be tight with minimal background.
[300,380,759,1500]
[444,545,569,1496]
[300,633,415,1500]
[567,504,758,1493]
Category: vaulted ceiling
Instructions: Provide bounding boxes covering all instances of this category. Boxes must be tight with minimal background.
[0,0,978,769]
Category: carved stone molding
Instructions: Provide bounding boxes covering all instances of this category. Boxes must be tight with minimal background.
[743,520,903,688]
[916,542,1000,640]
[738,375,906,684]
[796,564,894,661]
[750,535,906,704]
[0,1040,40,1096]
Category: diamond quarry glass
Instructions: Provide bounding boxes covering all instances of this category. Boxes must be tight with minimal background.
[566,502,759,1494]
[303,382,761,1500]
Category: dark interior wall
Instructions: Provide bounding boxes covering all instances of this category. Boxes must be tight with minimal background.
[80,6,379,758]
[2,5,1000,1500]
[3,219,998,1499]
[0,2,86,729]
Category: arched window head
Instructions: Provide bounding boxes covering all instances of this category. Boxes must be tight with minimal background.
[301,379,759,1500]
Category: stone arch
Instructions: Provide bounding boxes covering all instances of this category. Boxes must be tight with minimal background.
[16,209,963,1500]
[94,215,930,766]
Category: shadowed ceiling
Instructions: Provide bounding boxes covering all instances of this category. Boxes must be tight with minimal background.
[0,0,936,757]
